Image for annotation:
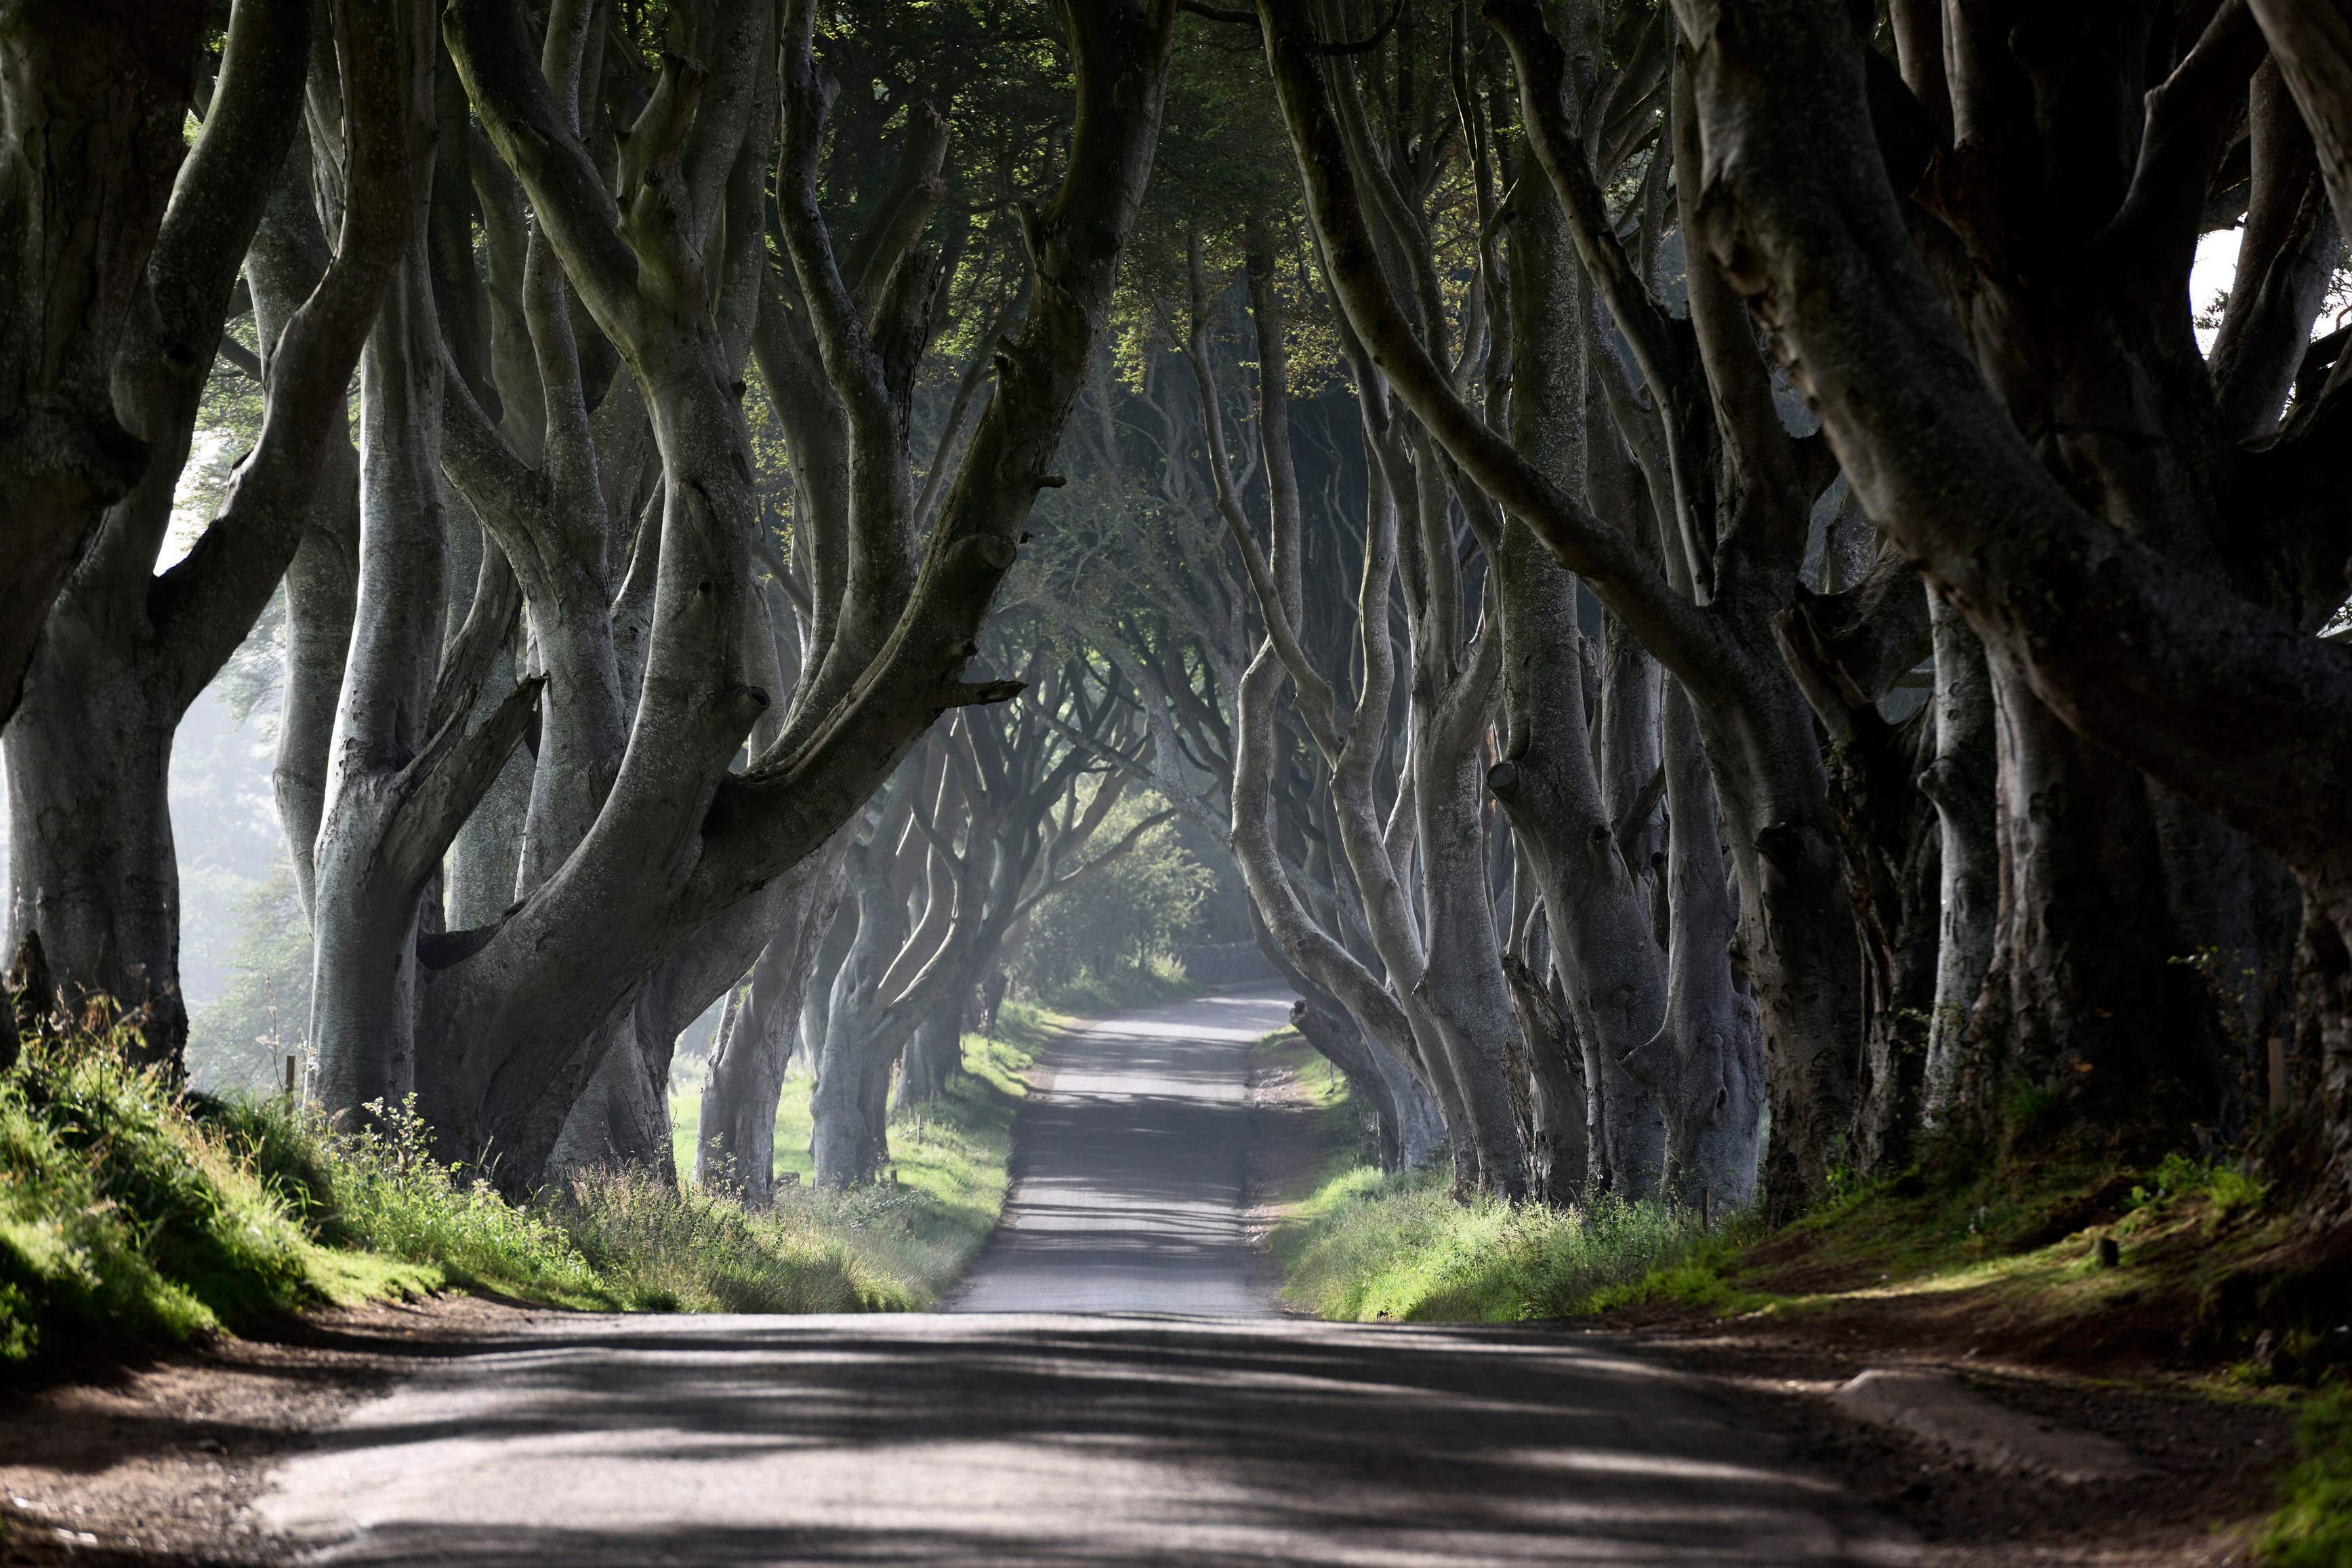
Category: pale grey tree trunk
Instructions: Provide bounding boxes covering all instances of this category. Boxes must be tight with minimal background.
[406,0,1174,1191]
[441,500,531,930]
[1489,171,1668,1198]
[0,0,211,726]
[251,157,360,924]
[1625,683,1764,1208]
[1,0,312,1063]
[1919,590,1996,1125]
[695,834,850,1203]
[310,200,449,1119]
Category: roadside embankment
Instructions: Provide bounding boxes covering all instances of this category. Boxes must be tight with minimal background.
[1247,1029,2349,1565]
[3,1006,1054,1381]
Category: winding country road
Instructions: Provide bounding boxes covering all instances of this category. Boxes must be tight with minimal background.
[257,987,1912,1565]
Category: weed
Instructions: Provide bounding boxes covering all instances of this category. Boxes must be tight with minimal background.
[555,1169,892,1312]
[0,1019,413,1367]
[2004,1079,2069,1142]
[3,1004,974,1374]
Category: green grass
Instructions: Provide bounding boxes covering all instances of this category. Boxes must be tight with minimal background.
[554,1168,896,1312]
[216,1093,611,1308]
[669,1008,1045,1305]
[1268,1163,1722,1321]
[1250,1029,1720,1322]
[0,1023,436,1369]
[2261,1386,2352,1566]
[1020,955,1199,1021]
[2,1001,1047,1373]
[1256,1027,1355,1121]
[1577,1147,2311,1355]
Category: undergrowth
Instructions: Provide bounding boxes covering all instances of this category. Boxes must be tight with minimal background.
[672,1010,1042,1305]
[0,1021,430,1369]
[2261,1386,2352,1567]
[1270,1164,1728,1321]
[215,1094,606,1307]
[3,1000,1049,1372]
[1020,955,1199,1022]
[555,1168,895,1313]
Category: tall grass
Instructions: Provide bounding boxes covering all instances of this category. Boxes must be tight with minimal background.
[1252,1027,1731,1324]
[221,1093,928,1316]
[2,1004,1023,1372]
[1270,1164,1730,1322]
[215,1094,608,1306]
[0,1023,424,1366]
[672,1020,1037,1304]
[556,1169,900,1312]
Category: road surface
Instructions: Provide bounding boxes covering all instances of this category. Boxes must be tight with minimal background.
[258,987,1909,1566]
[945,986,1288,1313]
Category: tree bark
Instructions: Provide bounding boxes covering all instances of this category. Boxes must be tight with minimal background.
[1671,0,2352,1226]
[1273,1,1862,1216]
[0,1,209,722]
[695,835,849,1204]
[1,0,311,1064]
[422,0,1178,1191]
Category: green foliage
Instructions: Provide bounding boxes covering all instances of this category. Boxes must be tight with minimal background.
[555,1170,897,1313]
[1,1009,964,1374]
[1269,1165,1727,1323]
[1017,955,1197,1020]
[2261,1387,2352,1566]
[1013,791,1210,998]
[2003,1077,2069,1143]
[2127,1151,2269,1221]
[245,1095,608,1306]
[1255,1031,1738,1324]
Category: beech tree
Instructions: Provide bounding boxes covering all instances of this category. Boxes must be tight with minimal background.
[148,0,1180,1194]
[1665,0,2352,1226]
[3,0,413,1063]
[0,3,212,726]
[12,0,2349,1252]
[747,642,1171,1189]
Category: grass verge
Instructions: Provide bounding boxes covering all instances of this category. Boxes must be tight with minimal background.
[3,1003,1045,1374]
[1256,1031,2352,1559]
[0,1022,439,1372]
[669,1006,1046,1306]
[1252,1028,1720,1322]
[1570,1151,2348,1567]
[1268,1162,1723,1321]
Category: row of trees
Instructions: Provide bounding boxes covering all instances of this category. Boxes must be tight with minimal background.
[997,0,2352,1230]
[1,0,1189,1195]
[3,0,2348,1237]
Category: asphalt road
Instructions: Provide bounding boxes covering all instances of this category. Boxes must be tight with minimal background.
[944,986,1292,1313]
[257,987,1910,1566]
